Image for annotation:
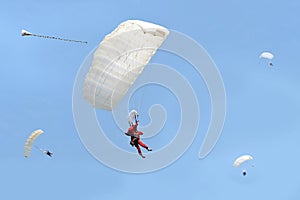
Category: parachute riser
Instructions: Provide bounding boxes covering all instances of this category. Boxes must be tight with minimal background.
[34,145,43,152]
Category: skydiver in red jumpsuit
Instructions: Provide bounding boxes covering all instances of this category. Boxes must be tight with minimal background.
[125,116,152,158]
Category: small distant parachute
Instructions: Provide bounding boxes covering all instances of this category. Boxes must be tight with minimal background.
[21,29,87,44]
[233,155,254,176]
[233,155,253,167]
[259,51,274,66]
[83,20,169,110]
[24,129,43,158]
[128,109,139,126]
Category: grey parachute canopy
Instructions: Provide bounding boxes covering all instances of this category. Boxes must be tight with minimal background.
[24,129,43,158]
[82,20,169,111]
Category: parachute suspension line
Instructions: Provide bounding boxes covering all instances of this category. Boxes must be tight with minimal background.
[130,90,144,115]
[246,161,255,168]
[34,145,43,152]
[137,91,144,113]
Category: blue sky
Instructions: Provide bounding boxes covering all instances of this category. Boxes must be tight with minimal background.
[1,0,300,199]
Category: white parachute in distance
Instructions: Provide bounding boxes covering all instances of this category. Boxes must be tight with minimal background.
[128,109,139,126]
[233,155,253,167]
[21,29,88,44]
[22,29,32,36]
[233,154,254,176]
[259,52,274,60]
[259,51,274,66]
[83,20,169,110]
[24,129,43,158]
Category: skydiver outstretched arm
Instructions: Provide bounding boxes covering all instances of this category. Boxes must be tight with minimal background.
[124,132,138,138]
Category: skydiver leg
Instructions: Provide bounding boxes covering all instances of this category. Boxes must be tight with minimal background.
[134,143,145,158]
[139,153,146,158]
[138,140,152,151]
[134,143,142,154]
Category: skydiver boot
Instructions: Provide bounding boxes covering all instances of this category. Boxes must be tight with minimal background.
[147,147,152,151]
[139,153,146,158]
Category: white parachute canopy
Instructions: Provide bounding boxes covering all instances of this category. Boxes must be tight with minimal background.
[83,20,169,110]
[259,51,274,60]
[24,129,43,158]
[233,155,253,167]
